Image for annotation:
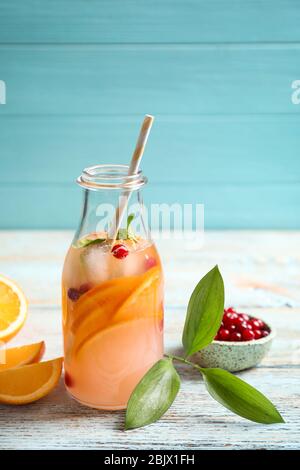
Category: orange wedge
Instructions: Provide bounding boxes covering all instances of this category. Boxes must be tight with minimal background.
[72,267,162,355]
[0,341,45,372]
[0,357,63,405]
[0,274,28,343]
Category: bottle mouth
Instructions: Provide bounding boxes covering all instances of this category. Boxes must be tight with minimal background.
[77,164,147,191]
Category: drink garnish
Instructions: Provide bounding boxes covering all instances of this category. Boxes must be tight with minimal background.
[73,237,106,249]
[116,213,138,242]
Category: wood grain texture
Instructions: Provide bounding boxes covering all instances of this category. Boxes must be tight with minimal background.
[0,230,299,449]
[0,2,299,229]
[0,184,299,230]
[0,0,299,43]
[0,46,299,115]
[1,115,299,184]
[1,114,299,229]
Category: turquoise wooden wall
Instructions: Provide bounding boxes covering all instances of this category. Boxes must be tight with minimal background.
[0,0,299,229]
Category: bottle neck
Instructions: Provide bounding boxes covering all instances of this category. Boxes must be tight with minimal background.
[74,187,150,242]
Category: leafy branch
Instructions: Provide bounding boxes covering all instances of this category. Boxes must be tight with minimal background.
[125,266,284,430]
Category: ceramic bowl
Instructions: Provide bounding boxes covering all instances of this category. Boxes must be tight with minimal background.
[192,321,275,372]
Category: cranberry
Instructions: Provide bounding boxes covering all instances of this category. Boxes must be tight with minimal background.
[240,313,250,322]
[250,318,265,330]
[228,324,237,332]
[112,244,129,259]
[223,312,238,326]
[79,283,90,294]
[219,308,270,342]
[230,331,242,342]
[239,321,253,332]
[261,329,270,338]
[67,287,81,302]
[145,256,157,270]
[253,329,263,339]
[225,307,236,314]
[242,329,255,341]
[218,328,230,341]
[64,371,74,388]
[233,315,246,327]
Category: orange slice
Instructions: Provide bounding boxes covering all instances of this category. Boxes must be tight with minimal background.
[72,274,142,324]
[0,341,45,372]
[0,357,63,405]
[0,274,28,342]
[69,276,142,357]
[73,319,163,406]
[113,267,163,324]
[72,267,162,355]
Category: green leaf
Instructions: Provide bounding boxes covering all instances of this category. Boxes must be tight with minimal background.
[73,237,106,249]
[116,228,128,240]
[117,213,137,241]
[182,265,225,356]
[200,368,284,424]
[127,213,135,230]
[125,358,181,430]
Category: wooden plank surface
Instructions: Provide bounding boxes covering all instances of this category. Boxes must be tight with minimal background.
[1,184,300,230]
[0,230,299,449]
[1,115,299,185]
[1,2,299,232]
[1,1,299,44]
[1,114,299,230]
[0,46,298,115]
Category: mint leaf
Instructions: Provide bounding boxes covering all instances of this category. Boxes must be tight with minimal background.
[116,228,128,240]
[200,368,284,424]
[125,358,181,430]
[117,213,137,241]
[73,237,106,249]
[182,265,224,356]
[127,213,135,230]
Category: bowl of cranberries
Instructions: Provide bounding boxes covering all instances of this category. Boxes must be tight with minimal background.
[193,307,275,372]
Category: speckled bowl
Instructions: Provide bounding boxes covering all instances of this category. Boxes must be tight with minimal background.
[192,322,275,372]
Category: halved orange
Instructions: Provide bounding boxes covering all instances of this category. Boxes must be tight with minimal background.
[0,341,45,372]
[0,357,63,405]
[0,274,28,343]
[72,267,162,355]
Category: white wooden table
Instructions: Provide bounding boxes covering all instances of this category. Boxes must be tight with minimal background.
[0,230,299,450]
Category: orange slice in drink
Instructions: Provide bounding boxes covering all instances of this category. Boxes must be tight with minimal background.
[72,274,142,326]
[0,341,45,372]
[73,319,162,407]
[0,275,28,343]
[72,267,162,355]
[67,275,142,360]
[112,267,163,325]
[0,357,63,405]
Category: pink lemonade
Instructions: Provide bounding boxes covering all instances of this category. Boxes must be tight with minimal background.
[62,233,164,409]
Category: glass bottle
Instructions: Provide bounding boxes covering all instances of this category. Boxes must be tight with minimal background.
[62,164,164,410]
